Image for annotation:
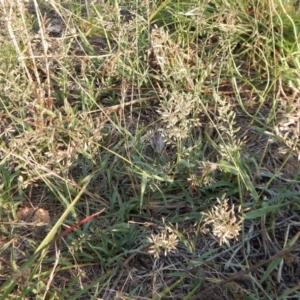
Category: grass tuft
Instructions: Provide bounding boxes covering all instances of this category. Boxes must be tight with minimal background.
[1,0,300,299]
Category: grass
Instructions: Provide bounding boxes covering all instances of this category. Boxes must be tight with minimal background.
[0,0,300,299]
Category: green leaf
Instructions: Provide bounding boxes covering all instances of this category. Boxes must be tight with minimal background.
[259,257,282,284]
[245,203,286,219]
[35,181,90,253]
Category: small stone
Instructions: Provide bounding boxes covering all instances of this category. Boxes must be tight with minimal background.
[33,208,50,225]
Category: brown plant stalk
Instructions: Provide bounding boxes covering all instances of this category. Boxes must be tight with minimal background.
[191,242,299,300]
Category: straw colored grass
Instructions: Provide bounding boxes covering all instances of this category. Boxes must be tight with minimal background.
[0,0,300,299]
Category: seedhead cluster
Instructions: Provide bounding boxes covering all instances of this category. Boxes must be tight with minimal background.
[147,226,178,258]
[157,91,200,140]
[201,197,244,245]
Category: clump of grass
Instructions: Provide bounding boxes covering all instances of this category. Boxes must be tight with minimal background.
[1,0,300,299]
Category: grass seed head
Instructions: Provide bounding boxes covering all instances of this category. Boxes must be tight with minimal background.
[201,197,244,246]
[147,226,178,258]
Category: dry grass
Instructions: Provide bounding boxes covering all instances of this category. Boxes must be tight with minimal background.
[0,0,300,299]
